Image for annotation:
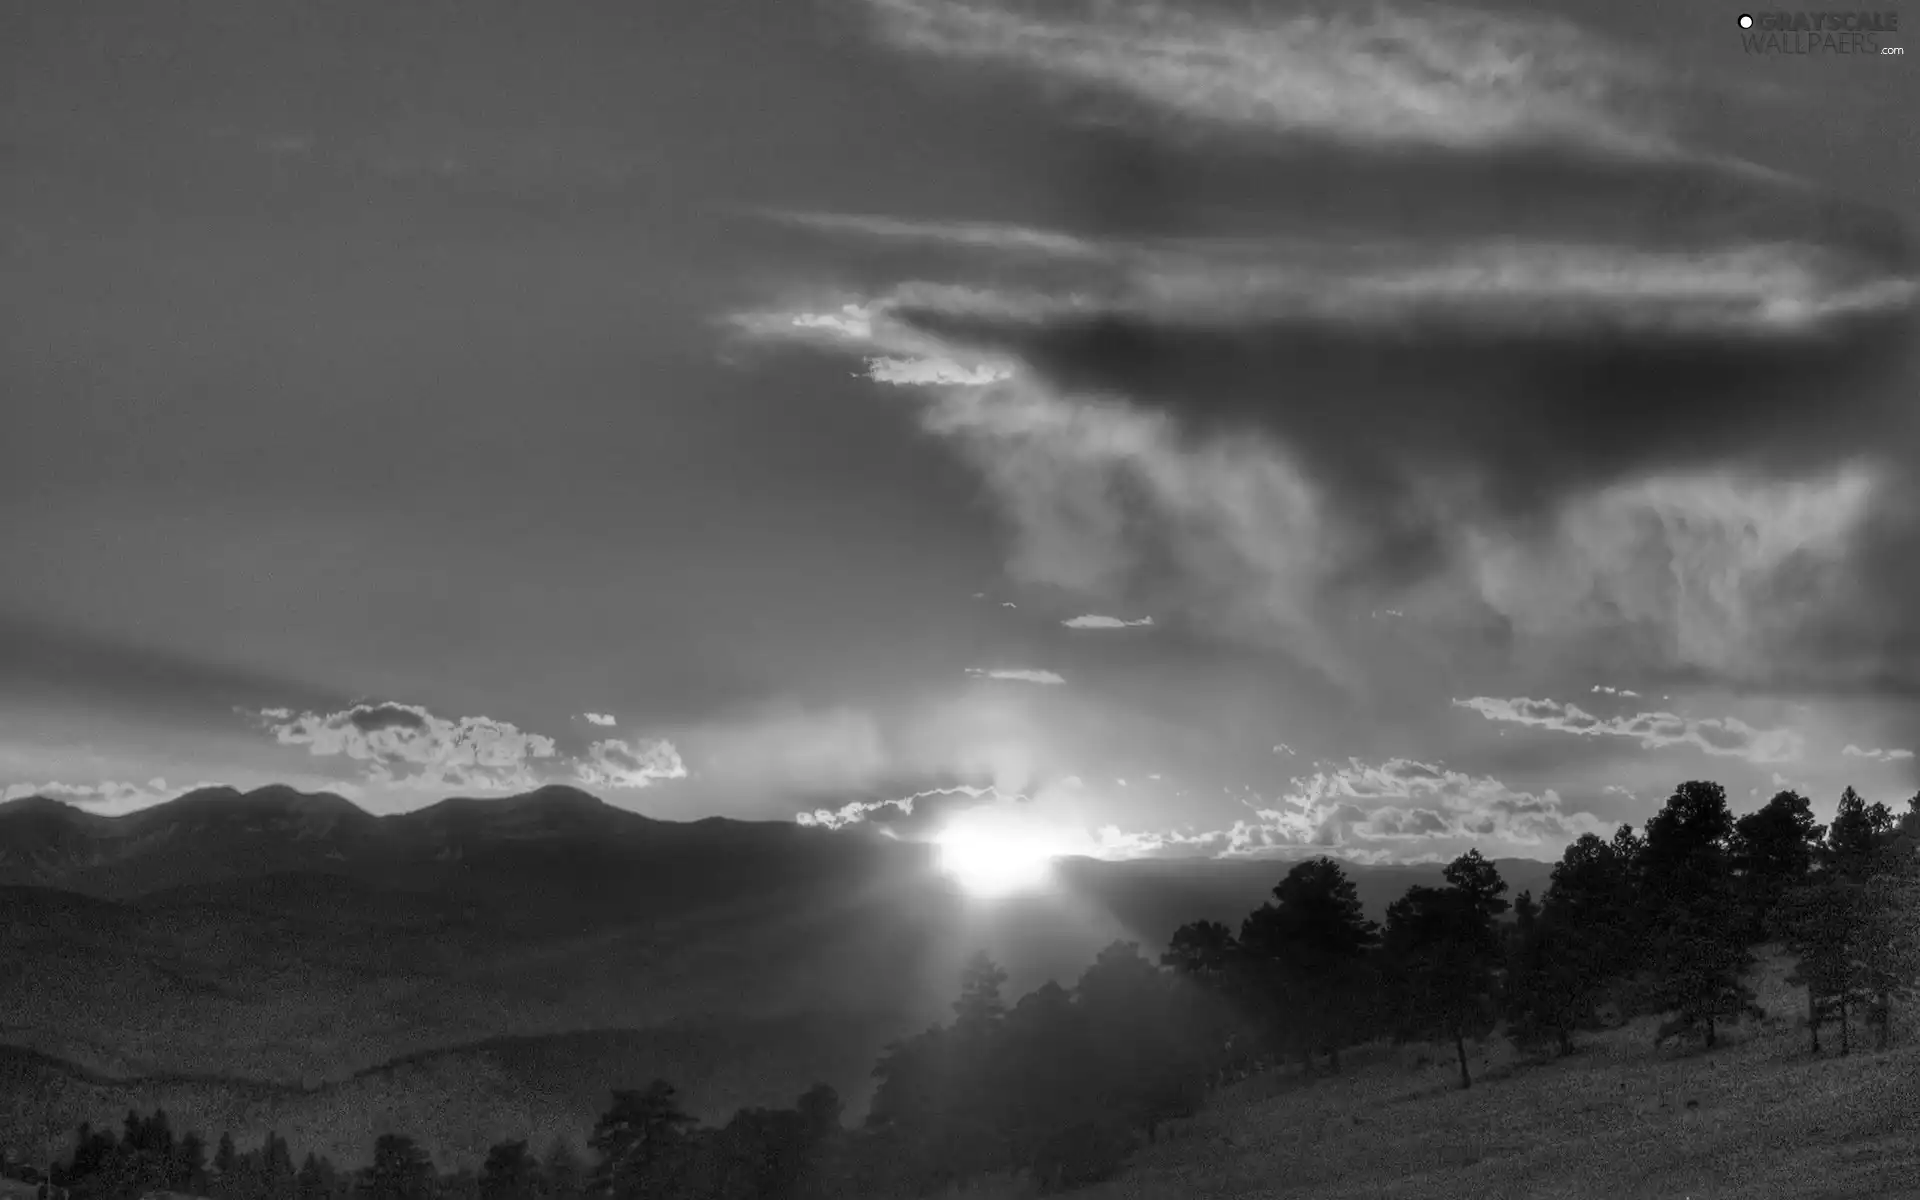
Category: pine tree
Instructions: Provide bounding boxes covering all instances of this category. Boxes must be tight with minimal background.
[1382,851,1509,1089]
[587,1083,697,1198]
[355,1134,433,1200]
[1501,891,1583,1056]
[295,1152,326,1200]
[478,1141,537,1200]
[1649,892,1763,1049]
[538,1138,583,1200]
[1238,856,1380,1075]
[1860,858,1920,1048]
[1771,878,1873,1053]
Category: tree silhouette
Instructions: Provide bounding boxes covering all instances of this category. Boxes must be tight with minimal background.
[1639,783,1761,1049]
[1239,856,1381,1075]
[1076,940,1207,1143]
[1828,786,1897,881]
[478,1141,537,1200]
[539,1139,584,1200]
[1730,790,1826,942]
[173,1131,209,1196]
[1859,855,1920,1048]
[1501,890,1586,1056]
[951,951,1009,1032]
[1382,851,1509,1089]
[1772,877,1874,1053]
[588,1082,698,1198]
[355,1134,434,1200]
[295,1152,328,1200]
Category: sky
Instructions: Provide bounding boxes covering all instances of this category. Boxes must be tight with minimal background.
[2,0,1916,864]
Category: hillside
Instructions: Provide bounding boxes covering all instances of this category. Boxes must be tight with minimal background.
[1070,946,1920,1200]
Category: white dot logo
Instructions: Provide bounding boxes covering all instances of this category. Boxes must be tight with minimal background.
[1738,13,1754,27]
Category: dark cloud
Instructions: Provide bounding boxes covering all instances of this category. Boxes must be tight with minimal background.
[345,703,431,734]
[889,284,1915,528]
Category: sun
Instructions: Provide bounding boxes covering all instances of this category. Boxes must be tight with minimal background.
[931,812,1065,898]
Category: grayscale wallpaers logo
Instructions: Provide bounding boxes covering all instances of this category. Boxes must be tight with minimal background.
[1737,10,1904,54]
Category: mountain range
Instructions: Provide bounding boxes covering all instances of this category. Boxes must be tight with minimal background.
[0,784,1557,1169]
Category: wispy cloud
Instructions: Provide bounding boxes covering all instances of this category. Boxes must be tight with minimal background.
[1453,696,1805,765]
[770,210,1103,260]
[1842,744,1916,763]
[1062,613,1154,629]
[794,782,1019,831]
[863,0,1677,157]
[1591,685,1641,698]
[966,667,1067,685]
[581,712,618,727]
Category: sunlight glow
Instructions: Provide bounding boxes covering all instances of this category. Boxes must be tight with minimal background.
[931,809,1073,898]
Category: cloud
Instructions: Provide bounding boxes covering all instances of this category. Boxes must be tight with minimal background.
[966,667,1067,685]
[862,0,1678,157]
[346,703,430,734]
[794,781,1018,831]
[791,753,1607,865]
[1591,685,1641,698]
[1842,744,1916,763]
[1453,696,1804,765]
[738,0,1917,698]
[255,701,561,792]
[1247,757,1613,851]
[771,210,1105,261]
[1062,613,1154,629]
[581,712,618,727]
[867,355,1015,386]
[1091,758,1609,861]
[575,737,688,789]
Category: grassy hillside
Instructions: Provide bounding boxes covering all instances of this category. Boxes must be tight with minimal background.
[1046,946,1920,1200]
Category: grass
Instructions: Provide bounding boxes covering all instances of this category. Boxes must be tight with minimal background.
[902,946,1920,1199]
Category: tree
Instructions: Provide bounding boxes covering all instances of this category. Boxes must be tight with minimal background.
[173,1132,210,1196]
[1730,790,1826,942]
[1771,879,1872,1053]
[951,951,1009,1033]
[1638,781,1736,914]
[478,1142,538,1200]
[1859,858,1920,1048]
[1238,856,1381,1074]
[1828,786,1896,881]
[295,1153,328,1200]
[355,1135,434,1200]
[1161,919,1237,982]
[587,1082,698,1198]
[1381,851,1510,1089]
[1501,890,1584,1057]
[262,1132,295,1200]
[1648,891,1764,1050]
[1076,940,1208,1143]
[538,1139,584,1200]
[1541,829,1641,1023]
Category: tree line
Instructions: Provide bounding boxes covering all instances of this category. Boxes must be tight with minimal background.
[21,781,1920,1199]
